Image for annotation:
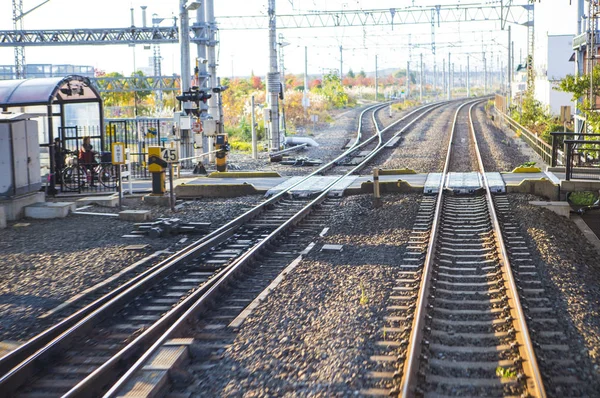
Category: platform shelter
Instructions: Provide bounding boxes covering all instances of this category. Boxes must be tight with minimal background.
[0,75,104,193]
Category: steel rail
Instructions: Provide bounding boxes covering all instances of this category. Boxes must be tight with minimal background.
[0,101,435,396]
[102,100,453,398]
[0,102,383,377]
[399,97,545,397]
[468,100,546,397]
[398,98,486,396]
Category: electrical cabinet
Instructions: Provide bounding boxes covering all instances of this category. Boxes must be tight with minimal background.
[0,113,41,199]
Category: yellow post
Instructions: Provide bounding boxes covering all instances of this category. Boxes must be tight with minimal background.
[148,146,166,195]
[215,134,229,172]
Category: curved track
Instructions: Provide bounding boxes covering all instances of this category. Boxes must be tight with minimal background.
[0,100,448,398]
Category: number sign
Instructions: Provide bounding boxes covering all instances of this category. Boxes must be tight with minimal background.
[112,142,125,165]
[160,147,179,163]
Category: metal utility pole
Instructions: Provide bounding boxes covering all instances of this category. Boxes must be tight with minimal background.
[508,25,512,107]
[339,45,343,80]
[194,5,208,87]
[179,0,191,95]
[447,53,451,100]
[433,61,437,99]
[588,0,597,110]
[12,0,51,78]
[375,55,379,101]
[251,95,257,159]
[206,0,220,160]
[192,2,208,162]
[13,0,25,78]
[442,59,446,96]
[467,55,470,97]
[484,54,488,95]
[406,60,410,100]
[419,53,423,102]
[278,33,289,133]
[303,46,309,115]
[267,0,280,151]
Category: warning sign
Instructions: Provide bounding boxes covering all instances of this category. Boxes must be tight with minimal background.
[192,121,202,133]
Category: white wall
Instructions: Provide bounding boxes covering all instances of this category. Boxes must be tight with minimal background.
[547,35,575,80]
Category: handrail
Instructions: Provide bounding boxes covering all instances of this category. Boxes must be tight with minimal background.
[493,106,554,166]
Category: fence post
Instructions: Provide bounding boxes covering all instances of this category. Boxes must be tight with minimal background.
[373,168,382,208]
[125,149,133,194]
[564,142,572,181]
[551,134,557,167]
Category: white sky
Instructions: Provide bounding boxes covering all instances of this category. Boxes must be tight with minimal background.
[0,1,581,78]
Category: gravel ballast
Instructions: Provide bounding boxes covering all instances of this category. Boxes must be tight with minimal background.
[508,194,600,392]
[0,195,262,343]
[183,194,420,396]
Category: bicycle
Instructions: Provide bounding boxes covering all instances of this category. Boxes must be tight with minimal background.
[61,150,119,191]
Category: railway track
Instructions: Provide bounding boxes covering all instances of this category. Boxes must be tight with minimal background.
[0,100,448,397]
[364,99,547,397]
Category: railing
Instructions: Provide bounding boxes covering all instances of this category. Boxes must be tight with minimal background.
[564,138,600,181]
[493,106,554,165]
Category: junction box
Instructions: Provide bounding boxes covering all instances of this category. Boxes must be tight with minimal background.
[0,113,41,199]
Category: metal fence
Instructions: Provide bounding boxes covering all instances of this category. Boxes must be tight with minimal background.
[563,138,600,181]
[56,125,118,194]
[104,118,176,179]
[493,107,554,166]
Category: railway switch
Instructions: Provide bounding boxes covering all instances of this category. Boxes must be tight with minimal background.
[148,146,167,195]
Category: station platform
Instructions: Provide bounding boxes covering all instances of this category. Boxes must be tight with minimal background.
[174,170,564,199]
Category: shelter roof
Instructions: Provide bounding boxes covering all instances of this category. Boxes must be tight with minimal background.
[0,75,101,107]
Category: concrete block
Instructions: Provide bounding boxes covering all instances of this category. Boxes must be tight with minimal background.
[175,183,257,198]
[76,195,119,208]
[0,206,5,229]
[529,201,571,218]
[561,180,600,193]
[506,179,560,201]
[119,210,151,222]
[25,202,73,219]
[0,192,45,221]
[143,194,174,207]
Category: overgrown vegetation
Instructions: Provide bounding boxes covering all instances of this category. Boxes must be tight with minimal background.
[568,191,598,206]
[559,64,600,132]
[510,91,565,145]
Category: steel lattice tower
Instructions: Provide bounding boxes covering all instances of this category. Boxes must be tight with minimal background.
[12,0,25,79]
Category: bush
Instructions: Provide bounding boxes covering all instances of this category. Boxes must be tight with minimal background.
[228,138,252,153]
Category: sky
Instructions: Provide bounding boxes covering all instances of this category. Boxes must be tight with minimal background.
[0,1,582,79]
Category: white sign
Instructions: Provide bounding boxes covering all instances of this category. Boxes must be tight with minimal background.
[161,147,179,163]
[111,142,125,165]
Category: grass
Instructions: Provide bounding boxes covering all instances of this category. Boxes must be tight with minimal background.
[569,191,598,206]
[496,366,517,378]
[519,161,536,168]
[229,140,252,153]
[359,281,369,306]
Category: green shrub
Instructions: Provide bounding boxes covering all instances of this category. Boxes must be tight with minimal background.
[229,139,252,153]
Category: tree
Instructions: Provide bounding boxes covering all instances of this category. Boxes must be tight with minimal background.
[358,69,366,78]
[347,68,355,78]
[98,72,133,107]
[393,69,407,79]
[558,65,600,132]
[317,72,349,108]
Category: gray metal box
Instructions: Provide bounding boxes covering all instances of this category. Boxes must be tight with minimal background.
[0,113,41,199]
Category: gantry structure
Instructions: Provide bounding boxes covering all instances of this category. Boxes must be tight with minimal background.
[3,1,532,92]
